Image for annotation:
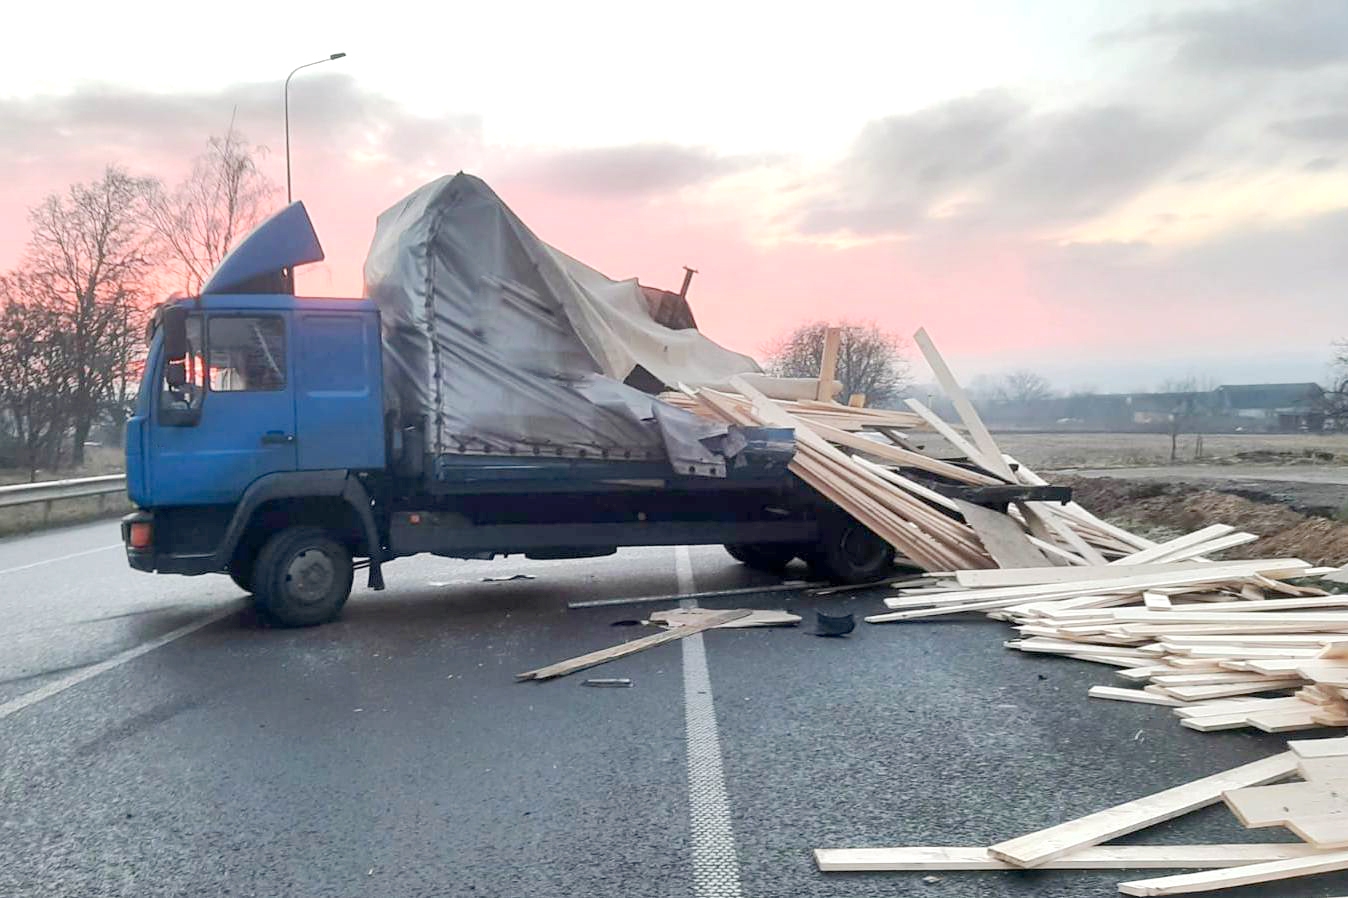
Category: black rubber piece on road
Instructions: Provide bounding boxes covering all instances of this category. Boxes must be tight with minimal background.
[252,526,353,628]
[723,542,801,573]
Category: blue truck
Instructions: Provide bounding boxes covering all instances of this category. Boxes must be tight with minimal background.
[121,182,1062,626]
[119,193,918,626]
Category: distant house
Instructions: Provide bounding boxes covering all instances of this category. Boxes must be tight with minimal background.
[1214,383,1325,431]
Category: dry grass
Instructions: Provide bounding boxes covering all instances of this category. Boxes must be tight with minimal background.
[0,445,127,486]
[984,432,1348,471]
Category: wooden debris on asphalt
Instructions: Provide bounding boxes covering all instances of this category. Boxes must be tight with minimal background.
[648,607,801,628]
[780,328,1348,894]
[516,609,750,681]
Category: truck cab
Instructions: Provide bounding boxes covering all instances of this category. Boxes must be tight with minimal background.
[124,204,391,625]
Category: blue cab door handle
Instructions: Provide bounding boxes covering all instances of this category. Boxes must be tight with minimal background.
[261,431,296,445]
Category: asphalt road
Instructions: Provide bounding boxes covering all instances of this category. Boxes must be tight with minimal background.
[2,520,1346,897]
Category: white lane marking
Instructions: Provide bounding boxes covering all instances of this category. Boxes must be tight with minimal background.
[0,602,242,722]
[676,545,744,898]
[0,543,120,576]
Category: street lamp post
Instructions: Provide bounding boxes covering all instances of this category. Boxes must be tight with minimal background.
[285,52,347,204]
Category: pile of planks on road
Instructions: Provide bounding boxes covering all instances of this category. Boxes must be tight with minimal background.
[672,326,1348,893]
[869,546,1346,734]
[665,327,1155,572]
[817,737,1348,894]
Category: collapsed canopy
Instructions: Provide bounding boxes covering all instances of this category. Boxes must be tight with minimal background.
[363,173,762,467]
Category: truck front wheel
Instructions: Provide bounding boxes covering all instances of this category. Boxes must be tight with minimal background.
[252,526,354,627]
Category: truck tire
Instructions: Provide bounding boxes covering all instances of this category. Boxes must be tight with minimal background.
[723,543,800,574]
[252,526,353,627]
[804,514,896,584]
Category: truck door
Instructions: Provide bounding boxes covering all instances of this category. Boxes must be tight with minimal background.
[149,312,298,505]
[294,309,385,471]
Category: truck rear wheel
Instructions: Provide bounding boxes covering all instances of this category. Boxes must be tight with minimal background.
[252,526,353,627]
[723,542,801,574]
[804,514,896,584]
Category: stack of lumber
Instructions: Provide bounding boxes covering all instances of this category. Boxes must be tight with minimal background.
[868,549,1346,733]
[818,742,1348,894]
[667,327,1152,572]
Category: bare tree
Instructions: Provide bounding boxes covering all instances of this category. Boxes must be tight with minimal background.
[765,320,912,406]
[146,127,277,294]
[0,278,77,478]
[1327,341,1348,426]
[997,369,1054,402]
[17,167,158,465]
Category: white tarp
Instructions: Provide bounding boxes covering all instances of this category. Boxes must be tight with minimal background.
[363,173,762,465]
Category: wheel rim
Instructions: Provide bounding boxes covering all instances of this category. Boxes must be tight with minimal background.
[284,547,335,606]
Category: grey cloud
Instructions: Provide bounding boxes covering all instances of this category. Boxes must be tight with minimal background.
[1272,113,1348,141]
[0,76,481,175]
[797,94,1207,237]
[1305,156,1338,171]
[509,143,773,196]
[1115,0,1348,72]
[798,91,1022,235]
[1034,206,1348,320]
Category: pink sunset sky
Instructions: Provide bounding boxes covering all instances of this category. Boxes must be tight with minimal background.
[4,0,1348,390]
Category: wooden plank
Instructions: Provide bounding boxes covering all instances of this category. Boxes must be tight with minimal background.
[647,608,801,629]
[954,560,1302,589]
[986,752,1298,868]
[1089,686,1184,707]
[516,610,750,680]
[1117,848,1348,896]
[1290,736,1348,759]
[903,397,1003,475]
[1300,757,1348,780]
[1287,812,1348,849]
[953,499,1050,568]
[1161,680,1302,701]
[1113,609,1347,625]
[1145,591,1173,610]
[912,327,1017,480]
[812,843,1326,872]
[1152,532,1260,563]
[1224,780,1348,827]
[881,562,1313,611]
[805,419,1003,486]
[815,326,842,401]
[1111,525,1234,566]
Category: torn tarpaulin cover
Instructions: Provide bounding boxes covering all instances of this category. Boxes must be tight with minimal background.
[363,173,762,471]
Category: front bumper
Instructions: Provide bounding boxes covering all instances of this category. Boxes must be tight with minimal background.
[120,510,218,575]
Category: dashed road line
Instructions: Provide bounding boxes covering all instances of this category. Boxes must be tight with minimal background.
[0,543,120,577]
[676,544,744,898]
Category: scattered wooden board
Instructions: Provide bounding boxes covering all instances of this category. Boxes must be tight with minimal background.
[813,843,1325,872]
[987,753,1298,868]
[1117,848,1348,896]
[516,609,750,681]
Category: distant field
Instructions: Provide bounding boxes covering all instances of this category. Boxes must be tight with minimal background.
[985,431,1348,470]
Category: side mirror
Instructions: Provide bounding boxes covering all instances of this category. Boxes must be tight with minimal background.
[163,306,188,360]
[165,359,187,388]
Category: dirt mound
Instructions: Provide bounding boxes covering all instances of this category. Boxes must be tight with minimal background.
[1061,475,1348,567]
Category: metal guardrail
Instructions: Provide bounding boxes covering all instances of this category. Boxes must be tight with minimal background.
[0,474,128,510]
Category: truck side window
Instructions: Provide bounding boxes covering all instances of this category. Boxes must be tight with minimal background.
[160,314,206,413]
[207,317,286,392]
